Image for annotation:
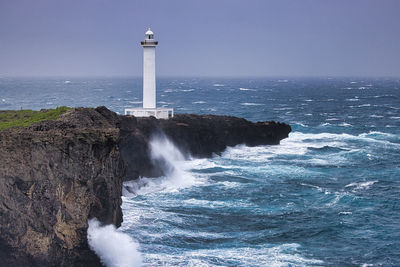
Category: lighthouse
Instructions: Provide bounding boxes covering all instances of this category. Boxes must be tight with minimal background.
[142,28,157,109]
[125,28,173,119]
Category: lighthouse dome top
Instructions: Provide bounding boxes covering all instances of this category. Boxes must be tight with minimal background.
[145,28,154,35]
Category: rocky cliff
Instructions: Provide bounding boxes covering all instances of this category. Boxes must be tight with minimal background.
[0,107,291,266]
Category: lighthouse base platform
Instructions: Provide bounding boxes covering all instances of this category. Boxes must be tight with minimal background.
[124,108,174,119]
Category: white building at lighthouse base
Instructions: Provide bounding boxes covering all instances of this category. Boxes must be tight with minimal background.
[124,107,173,119]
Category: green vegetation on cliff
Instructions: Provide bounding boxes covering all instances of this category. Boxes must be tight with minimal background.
[0,106,71,131]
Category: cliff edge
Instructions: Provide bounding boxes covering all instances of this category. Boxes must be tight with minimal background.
[0,106,291,266]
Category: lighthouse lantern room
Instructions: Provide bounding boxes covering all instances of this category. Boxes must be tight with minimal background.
[125,28,174,119]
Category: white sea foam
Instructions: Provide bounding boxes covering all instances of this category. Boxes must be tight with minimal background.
[345,180,378,191]
[87,218,142,267]
[274,107,293,111]
[370,114,384,118]
[213,83,225,87]
[295,122,308,127]
[320,122,332,126]
[184,198,234,207]
[240,102,264,106]
[216,131,398,168]
[300,183,324,192]
[140,243,323,266]
[192,101,206,104]
[239,87,257,91]
[123,135,204,196]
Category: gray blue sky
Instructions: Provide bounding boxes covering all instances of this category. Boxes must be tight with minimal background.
[0,0,399,77]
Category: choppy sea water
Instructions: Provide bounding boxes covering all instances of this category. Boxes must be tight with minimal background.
[1,77,400,266]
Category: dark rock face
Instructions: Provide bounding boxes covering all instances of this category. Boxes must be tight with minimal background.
[0,107,291,266]
[0,108,124,266]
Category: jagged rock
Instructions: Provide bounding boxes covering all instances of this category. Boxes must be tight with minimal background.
[0,107,291,266]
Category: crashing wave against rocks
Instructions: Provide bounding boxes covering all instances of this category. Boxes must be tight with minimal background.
[0,106,290,266]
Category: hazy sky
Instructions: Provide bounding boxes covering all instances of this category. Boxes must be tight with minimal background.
[0,0,399,77]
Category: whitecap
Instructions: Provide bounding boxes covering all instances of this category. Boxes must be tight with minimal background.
[213,83,225,87]
[239,88,257,91]
[339,122,352,127]
[240,102,264,106]
[300,183,324,192]
[359,131,398,139]
[319,123,332,126]
[345,180,378,191]
[64,80,71,84]
[274,107,293,111]
[218,181,240,188]
[358,104,371,107]
[192,101,206,104]
[369,115,383,118]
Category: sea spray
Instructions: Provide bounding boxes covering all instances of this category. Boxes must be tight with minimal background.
[123,134,200,196]
[87,218,142,267]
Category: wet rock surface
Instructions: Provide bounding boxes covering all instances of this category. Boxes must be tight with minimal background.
[0,107,291,266]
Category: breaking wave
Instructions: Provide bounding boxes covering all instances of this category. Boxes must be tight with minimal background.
[87,218,142,267]
[123,134,204,196]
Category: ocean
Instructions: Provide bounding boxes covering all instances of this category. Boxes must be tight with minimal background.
[1,77,400,266]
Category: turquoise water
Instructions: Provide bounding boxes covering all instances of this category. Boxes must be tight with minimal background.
[1,77,400,266]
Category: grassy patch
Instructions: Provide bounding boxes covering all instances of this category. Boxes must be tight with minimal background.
[0,106,72,131]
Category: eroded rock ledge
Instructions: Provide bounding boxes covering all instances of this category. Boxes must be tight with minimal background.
[0,107,291,266]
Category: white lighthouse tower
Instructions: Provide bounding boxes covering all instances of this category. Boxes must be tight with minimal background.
[125,28,173,119]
